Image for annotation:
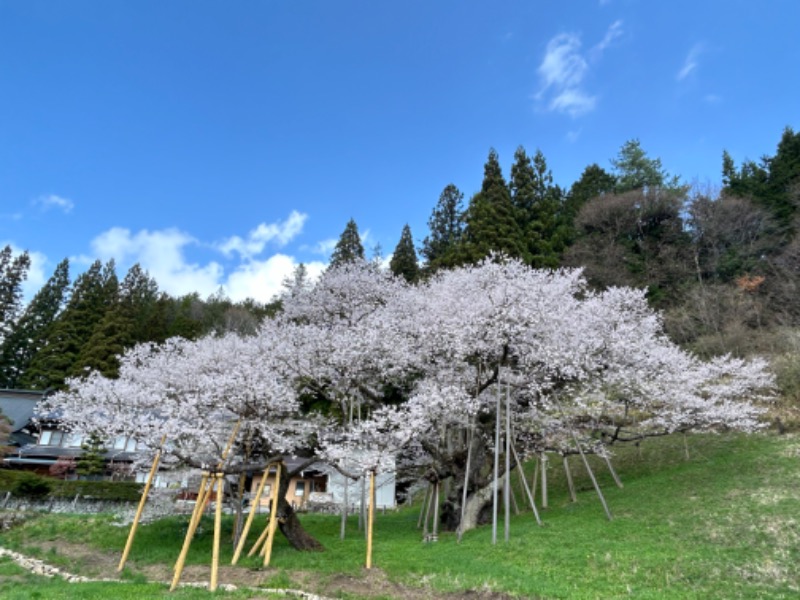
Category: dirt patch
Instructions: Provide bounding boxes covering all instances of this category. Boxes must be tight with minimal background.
[23,542,520,599]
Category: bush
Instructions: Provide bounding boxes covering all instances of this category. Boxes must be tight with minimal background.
[12,473,51,498]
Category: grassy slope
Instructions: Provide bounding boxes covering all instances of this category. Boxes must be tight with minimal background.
[1,432,799,599]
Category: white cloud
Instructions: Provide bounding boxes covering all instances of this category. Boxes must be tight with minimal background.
[550,89,597,117]
[593,20,624,56]
[305,238,337,256]
[225,254,326,303]
[677,44,703,81]
[538,33,588,92]
[217,210,308,259]
[91,227,224,299]
[34,194,74,214]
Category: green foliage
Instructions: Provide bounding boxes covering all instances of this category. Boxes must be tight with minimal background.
[421,183,465,272]
[329,219,365,267]
[389,224,419,283]
[612,138,684,193]
[0,245,31,343]
[77,433,107,478]
[0,470,143,501]
[11,473,52,498]
[457,149,530,265]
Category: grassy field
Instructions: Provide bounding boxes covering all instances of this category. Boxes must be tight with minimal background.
[1,432,799,599]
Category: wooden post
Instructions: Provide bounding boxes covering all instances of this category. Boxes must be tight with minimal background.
[504,383,511,543]
[531,456,540,500]
[540,453,549,510]
[232,465,271,564]
[417,484,431,529]
[263,462,282,567]
[510,441,541,525]
[457,427,474,543]
[118,435,165,572]
[359,475,367,535]
[571,431,613,521]
[365,469,375,569]
[340,476,349,540]
[247,518,270,557]
[603,454,624,489]
[422,482,433,540]
[492,379,501,545]
[563,455,577,503]
[210,473,224,592]
[431,481,439,541]
[170,472,211,591]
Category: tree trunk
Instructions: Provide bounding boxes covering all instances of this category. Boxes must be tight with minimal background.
[274,462,324,552]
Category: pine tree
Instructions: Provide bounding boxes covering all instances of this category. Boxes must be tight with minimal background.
[458,149,529,264]
[329,219,365,267]
[0,245,31,344]
[421,184,465,271]
[561,164,617,247]
[611,139,683,193]
[389,224,420,283]
[22,260,117,389]
[0,258,70,388]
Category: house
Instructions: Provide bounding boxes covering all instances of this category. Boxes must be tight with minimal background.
[1,389,45,466]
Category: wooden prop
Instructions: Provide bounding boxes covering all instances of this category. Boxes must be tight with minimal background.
[603,454,624,489]
[571,431,613,521]
[262,462,282,566]
[340,476,349,540]
[232,465,272,564]
[491,379,501,545]
[431,481,440,541]
[171,420,241,591]
[210,474,224,591]
[563,455,577,503]
[118,434,166,572]
[510,441,542,525]
[457,427,474,543]
[247,516,270,557]
[365,469,375,569]
[422,482,433,540]
[504,384,511,543]
[417,482,432,529]
[540,453,549,509]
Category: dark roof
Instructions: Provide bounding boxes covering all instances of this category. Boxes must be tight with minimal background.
[0,389,45,433]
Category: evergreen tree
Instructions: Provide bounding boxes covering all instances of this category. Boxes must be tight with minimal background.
[421,184,465,271]
[22,260,117,389]
[560,164,617,247]
[458,149,529,264]
[389,224,420,283]
[611,139,683,193]
[76,432,107,479]
[0,245,31,343]
[329,219,365,267]
[0,259,70,388]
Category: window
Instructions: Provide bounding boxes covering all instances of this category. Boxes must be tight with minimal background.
[125,438,137,452]
[39,430,64,446]
[66,433,83,447]
[294,481,305,497]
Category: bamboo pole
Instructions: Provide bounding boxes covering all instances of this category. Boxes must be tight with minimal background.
[210,473,224,592]
[510,441,542,525]
[262,462,282,567]
[247,517,270,557]
[170,472,211,591]
[422,482,433,540]
[118,434,165,572]
[365,470,375,569]
[563,455,577,503]
[232,465,272,564]
[431,481,439,541]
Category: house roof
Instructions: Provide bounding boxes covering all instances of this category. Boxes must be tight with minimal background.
[0,389,45,433]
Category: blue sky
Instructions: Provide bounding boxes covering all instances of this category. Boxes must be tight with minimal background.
[2,1,798,303]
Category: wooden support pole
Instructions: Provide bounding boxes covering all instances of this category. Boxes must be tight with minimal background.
[540,453,549,510]
[531,456,540,500]
[262,462,282,567]
[417,484,431,529]
[492,380,501,545]
[232,465,271,564]
[431,481,440,540]
[563,455,577,503]
[118,435,165,572]
[210,473,224,592]
[365,469,375,569]
[504,383,511,543]
[603,454,624,489]
[422,482,433,540]
[247,518,270,557]
[457,428,474,543]
[340,476,349,540]
[510,442,542,525]
[571,431,613,521]
[170,472,210,591]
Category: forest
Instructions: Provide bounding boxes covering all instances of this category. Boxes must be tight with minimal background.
[2,127,799,401]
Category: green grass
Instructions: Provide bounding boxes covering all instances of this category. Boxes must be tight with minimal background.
[2,432,800,598]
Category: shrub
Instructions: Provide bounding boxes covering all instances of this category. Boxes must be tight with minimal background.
[12,473,51,498]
